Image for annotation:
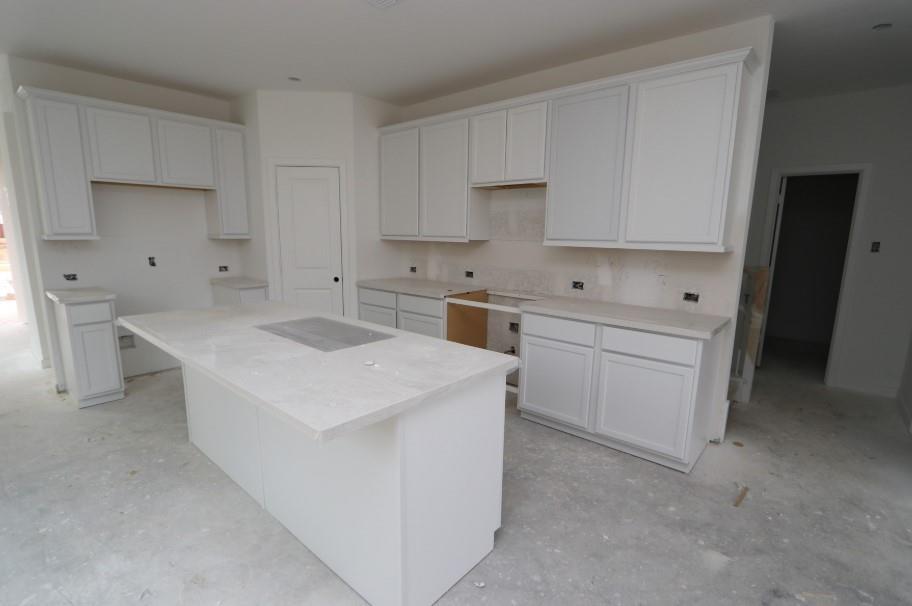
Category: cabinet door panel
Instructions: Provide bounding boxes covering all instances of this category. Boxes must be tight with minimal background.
[397,311,443,338]
[420,120,469,239]
[360,303,397,328]
[545,86,628,242]
[595,352,693,459]
[470,110,507,184]
[85,107,156,182]
[505,102,547,182]
[158,119,215,187]
[72,322,123,397]
[27,97,95,236]
[520,335,593,429]
[213,128,250,236]
[624,64,739,244]
[380,129,420,237]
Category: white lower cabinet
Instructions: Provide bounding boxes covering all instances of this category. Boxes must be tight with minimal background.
[594,353,694,459]
[520,312,715,472]
[519,336,593,429]
[47,290,125,408]
[359,303,397,328]
[397,310,443,339]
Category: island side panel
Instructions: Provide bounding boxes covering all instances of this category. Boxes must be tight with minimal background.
[183,364,265,506]
[258,410,404,606]
[399,373,506,606]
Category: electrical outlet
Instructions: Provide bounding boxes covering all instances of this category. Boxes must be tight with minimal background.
[465,270,474,278]
[409,266,417,273]
[118,334,136,350]
[508,322,519,333]
[870,241,881,253]
[683,292,700,303]
[63,273,77,281]
[219,265,229,272]
[148,256,157,267]
[571,281,584,290]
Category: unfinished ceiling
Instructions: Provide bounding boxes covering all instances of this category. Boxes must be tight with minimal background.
[0,0,909,104]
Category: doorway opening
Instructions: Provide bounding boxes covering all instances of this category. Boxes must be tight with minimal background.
[760,172,860,381]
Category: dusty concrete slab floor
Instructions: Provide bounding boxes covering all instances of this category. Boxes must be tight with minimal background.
[1,322,911,605]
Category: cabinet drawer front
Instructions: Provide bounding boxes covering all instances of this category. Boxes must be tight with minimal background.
[522,313,595,347]
[601,325,697,366]
[397,311,443,338]
[358,288,396,309]
[69,302,114,326]
[359,303,397,328]
[397,294,443,318]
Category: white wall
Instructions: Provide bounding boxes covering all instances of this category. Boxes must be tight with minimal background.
[746,84,912,397]
[0,56,244,377]
[391,17,775,438]
[235,90,419,316]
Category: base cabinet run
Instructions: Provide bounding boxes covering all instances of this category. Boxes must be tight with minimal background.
[358,287,453,339]
[519,313,720,472]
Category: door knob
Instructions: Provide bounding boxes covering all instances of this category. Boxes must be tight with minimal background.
[333,276,340,283]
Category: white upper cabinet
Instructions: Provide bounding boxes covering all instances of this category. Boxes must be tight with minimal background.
[18,87,251,241]
[623,63,740,248]
[470,102,547,185]
[470,110,507,184]
[157,119,215,188]
[84,106,157,183]
[505,102,548,182]
[380,128,420,237]
[207,128,250,238]
[420,119,469,240]
[23,95,96,239]
[545,86,629,244]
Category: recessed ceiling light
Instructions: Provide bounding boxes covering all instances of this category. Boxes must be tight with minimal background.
[872,22,893,31]
[288,76,302,82]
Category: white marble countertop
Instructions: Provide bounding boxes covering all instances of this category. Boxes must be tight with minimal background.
[46,288,116,304]
[210,276,269,289]
[519,296,730,340]
[357,278,483,299]
[118,303,518,441]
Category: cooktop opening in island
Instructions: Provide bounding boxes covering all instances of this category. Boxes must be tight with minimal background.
[256,317,394,352]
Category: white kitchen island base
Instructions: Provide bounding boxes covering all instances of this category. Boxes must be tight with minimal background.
[183,363,506,606]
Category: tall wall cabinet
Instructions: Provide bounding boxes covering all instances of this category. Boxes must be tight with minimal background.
[19,87,251,240]
[379,48,752,253]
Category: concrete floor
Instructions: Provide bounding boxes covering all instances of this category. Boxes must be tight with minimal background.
[2,322,911,606]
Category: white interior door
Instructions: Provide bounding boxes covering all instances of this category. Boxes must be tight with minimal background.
[276,166,343,314]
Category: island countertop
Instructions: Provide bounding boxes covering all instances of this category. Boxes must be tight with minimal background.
[118,303,517,441]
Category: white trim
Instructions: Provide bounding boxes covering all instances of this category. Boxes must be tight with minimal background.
[262,157,355,317]
[757,164,871,391]
[380,48,753,133]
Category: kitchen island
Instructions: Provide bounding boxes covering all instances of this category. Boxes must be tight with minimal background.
[118,303,518,606]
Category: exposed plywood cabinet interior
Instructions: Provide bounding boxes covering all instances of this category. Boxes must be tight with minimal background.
[545,86,628,244]
[157,119,215,188]
[84,106,157,183]
[379,128,420,237]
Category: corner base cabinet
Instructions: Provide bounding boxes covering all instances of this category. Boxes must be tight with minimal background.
[519,313,723,472]
[46,289,125,408]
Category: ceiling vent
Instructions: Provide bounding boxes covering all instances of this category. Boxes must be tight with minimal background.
[365,0,400,7]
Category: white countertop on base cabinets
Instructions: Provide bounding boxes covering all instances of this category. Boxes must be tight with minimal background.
[357,278,482,299]
[46,287,117,304]
[519,296,729,340]
[118,303,517,441]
